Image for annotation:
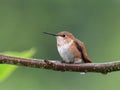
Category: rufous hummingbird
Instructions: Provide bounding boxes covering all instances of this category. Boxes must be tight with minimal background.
[44,31,92,63]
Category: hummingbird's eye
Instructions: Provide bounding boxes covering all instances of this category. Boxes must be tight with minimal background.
[62,34,65,37]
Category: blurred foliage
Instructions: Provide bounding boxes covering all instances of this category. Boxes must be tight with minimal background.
[0,0,120,90]
[0,48,35,82]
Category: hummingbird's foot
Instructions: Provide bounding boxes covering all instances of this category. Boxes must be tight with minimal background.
[61,61,66,63]
[61,61,74,64]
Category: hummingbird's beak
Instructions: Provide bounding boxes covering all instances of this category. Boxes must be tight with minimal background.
[43,32,58,36]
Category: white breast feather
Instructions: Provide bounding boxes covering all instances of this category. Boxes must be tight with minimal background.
[57,40,73,62]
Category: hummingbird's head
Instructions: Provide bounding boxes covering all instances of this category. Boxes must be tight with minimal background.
[43,31,75,45]
[56,31,75,44]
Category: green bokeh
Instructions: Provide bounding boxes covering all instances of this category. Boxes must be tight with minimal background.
[0,48,35,82]
[0,0,120,90]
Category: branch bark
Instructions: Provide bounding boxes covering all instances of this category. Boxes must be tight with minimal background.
[0,54,120,74]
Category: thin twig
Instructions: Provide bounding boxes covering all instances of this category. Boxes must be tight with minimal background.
[0,54,120,74]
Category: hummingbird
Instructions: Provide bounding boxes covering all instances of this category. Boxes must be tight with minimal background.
[43,31,92,63]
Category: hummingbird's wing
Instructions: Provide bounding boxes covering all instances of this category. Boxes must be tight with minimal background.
[74,39,92,63]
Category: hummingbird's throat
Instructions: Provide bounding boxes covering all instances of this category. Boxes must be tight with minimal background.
[56,36,73,46]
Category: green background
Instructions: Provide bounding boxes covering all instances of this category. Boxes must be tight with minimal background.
[0,0,120,90]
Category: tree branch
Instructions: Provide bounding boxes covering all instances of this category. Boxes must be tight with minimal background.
[0,54,120,74]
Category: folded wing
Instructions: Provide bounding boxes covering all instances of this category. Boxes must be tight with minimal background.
[74,39,92,63]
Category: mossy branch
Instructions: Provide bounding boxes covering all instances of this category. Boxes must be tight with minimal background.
[0,54,120,74]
